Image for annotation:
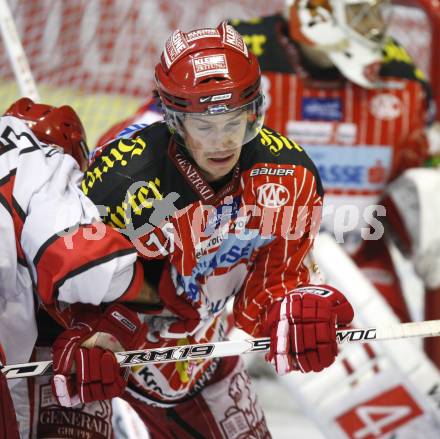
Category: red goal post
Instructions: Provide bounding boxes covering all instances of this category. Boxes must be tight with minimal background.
[0,0,439,147]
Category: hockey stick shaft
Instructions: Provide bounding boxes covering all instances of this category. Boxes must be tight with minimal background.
[3,319,440,379]
[0,0,40,100]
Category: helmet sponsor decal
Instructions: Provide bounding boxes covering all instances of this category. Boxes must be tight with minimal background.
[192,54,229,78]
[369,94,402,120]
[256,183,290,208]
[199,93,232,103]
[221,22,248,57]
[186,28,220,42]
[163,30,190,69]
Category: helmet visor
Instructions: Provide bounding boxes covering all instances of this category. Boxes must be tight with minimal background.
[166,94,265,147]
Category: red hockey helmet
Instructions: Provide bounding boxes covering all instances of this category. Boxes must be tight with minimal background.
[155,21,264,144]
[4,97,89,170]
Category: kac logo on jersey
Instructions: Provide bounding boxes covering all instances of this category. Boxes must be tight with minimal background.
[369,94,402,120]
[256,183,290,208]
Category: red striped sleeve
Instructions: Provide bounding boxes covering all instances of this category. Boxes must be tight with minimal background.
[233,166,322,336]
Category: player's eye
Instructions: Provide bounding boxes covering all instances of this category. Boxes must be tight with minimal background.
[197,125,213,132]
[225,121,241,130]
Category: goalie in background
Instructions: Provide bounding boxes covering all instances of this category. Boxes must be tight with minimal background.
[0,98,145,438]
[231,0,440,363]
[228,1,440,438]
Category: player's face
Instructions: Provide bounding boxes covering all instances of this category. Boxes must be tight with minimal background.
[182,109,248,182]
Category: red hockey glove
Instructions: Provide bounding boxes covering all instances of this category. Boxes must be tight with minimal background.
[264,285,354,375]
[51,303,146,407]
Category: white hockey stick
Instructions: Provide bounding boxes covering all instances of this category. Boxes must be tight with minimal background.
[2,319,440,380]
[0,0,40,101]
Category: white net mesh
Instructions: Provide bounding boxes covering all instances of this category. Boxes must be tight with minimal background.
[0,0,438,147]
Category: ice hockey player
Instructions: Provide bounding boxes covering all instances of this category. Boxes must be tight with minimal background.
[1,98,146,438]
[51,22,355,438]
[96,0,440,364]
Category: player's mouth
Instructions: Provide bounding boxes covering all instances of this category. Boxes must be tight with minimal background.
[207,152,236,165]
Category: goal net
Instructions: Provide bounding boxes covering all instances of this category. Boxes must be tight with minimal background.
[0,0,439,148]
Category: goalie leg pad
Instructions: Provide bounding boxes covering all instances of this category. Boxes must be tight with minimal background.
[385,168,440,289]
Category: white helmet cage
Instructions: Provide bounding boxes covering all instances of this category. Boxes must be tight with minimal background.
[287,0,393,88]
[333,0,392,48]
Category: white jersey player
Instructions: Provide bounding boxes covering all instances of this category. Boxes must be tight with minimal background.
[0,98,145,438]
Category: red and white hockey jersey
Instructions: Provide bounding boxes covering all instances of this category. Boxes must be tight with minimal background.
[0,116,142,370]
[84,121,323,405]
